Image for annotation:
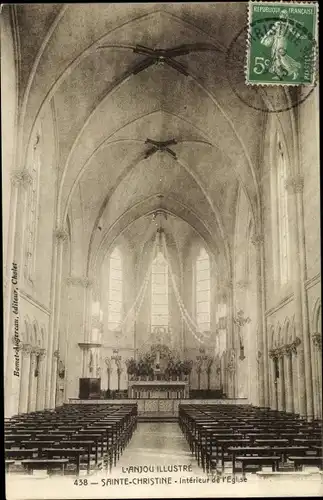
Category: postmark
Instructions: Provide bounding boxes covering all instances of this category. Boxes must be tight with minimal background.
[246,2,318,85]
[225,4,319,112]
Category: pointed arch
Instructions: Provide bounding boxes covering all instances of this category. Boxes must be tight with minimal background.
[312,298,321,334]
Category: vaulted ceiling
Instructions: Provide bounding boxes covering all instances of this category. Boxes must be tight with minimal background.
[16,3,290,278]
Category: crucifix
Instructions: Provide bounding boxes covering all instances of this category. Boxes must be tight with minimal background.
[233,309,251,360]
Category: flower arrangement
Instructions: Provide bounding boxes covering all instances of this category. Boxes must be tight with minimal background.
[181,359,193,375]
[125,354,194,380]
[125,358,137,379]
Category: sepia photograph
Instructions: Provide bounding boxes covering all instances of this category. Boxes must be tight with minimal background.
[2,2,321,498]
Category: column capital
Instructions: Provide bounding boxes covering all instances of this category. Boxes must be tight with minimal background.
[312,333,322,350]
[285,174,304,194]
[22,343,33,356]
[11,169,32,188]
[251,232,264,247]
[38,348,46,359]
[66,275,93,288]
[33,347,46,357]
[282,344,292,356]
[54,227,68,243]
[269,346,284,359]
[290,336,302,354]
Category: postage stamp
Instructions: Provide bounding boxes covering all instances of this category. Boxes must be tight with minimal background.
[246,1,318,85]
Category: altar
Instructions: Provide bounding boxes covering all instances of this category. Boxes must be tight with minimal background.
[128,380,189,399]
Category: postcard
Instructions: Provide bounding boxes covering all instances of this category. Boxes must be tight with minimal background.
[2,2,321,499]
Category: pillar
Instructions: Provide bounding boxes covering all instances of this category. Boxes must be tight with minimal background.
[50,228,67,408]
[292,349,299,415]
[286,175,313,419]
[65,276,92,401]
[269,353,278,410]
[18,344,32,414]
[36,349,46,411]
[45,227,68,409]
[284,346,294,413]
[251,233,268,407]
[312,334,322,419]
[27,350,37,413]
[5,171,32,417]
[277,350,285,411]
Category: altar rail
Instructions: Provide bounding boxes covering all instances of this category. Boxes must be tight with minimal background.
[68,398,249,416]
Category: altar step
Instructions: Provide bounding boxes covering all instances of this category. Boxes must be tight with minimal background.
[138,412,178,422]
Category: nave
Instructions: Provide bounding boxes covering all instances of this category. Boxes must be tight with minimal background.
[2,5,322,497]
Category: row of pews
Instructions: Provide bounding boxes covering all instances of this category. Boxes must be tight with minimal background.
[5,403,137,476]
[179,404,323,475]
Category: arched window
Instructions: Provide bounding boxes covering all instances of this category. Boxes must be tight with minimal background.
[195,247,211,333]
[277,139,289,284]
[24,132,41,283]
[151,251,169,328]
[108,248,123,331]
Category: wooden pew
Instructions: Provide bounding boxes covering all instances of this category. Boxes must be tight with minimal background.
[41,448,86,476]
[237,455,280,475]
[73,431,103,460]
[21,458,69,475]
[21,440,60,454]
[293,438,322,448]
[5,433,33,444]
[5,460,15,472]
[5,448,38,460]
[217,439,251,471]
[289,456,323,471]
[254,439,289,447]
[62,440,95,470]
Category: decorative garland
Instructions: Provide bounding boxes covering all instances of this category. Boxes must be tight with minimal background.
[162,232,210,344]
[120,234,158,335]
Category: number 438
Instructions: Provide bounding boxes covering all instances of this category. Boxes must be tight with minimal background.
[253,57,270,74]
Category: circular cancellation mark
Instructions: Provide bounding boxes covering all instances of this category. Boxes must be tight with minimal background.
[225,16,318,113]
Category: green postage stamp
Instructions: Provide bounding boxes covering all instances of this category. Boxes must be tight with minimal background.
[246,1,318,85]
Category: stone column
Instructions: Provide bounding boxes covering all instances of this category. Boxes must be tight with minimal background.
[312,334,322,419]
[65,276,92,401]
[286,175,313,420]
[78,342,102,379]
[284,346,294,413]
[221,280,235,398]
[292,349,299,415]
[27,349,37,413]
[4,171,32,417]
[269,351,278,410]
[36,349,46,411]
[49,228,67,408]
[277,348,285,411]
[45,227,68,408]
[251,233,268,407]
[18,344,32,414]
[4,171,32,373]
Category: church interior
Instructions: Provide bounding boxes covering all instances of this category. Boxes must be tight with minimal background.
[2,3,322,489]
